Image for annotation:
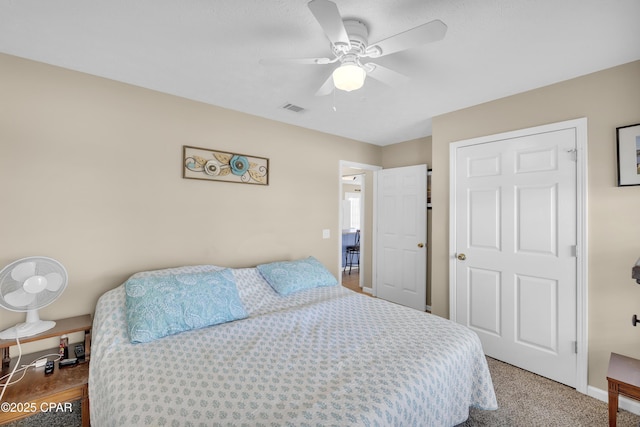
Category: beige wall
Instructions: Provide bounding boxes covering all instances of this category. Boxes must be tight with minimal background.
[0,53,382,335]
[431,60,640,391]
[381,136,432,169]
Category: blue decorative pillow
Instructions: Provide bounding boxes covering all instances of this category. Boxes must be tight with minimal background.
[125,269,247,343]
[257,256,338,296]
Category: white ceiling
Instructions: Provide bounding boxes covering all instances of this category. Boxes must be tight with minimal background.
[1,0,639,146]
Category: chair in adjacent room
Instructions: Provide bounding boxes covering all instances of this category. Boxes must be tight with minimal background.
[344,229,360,275]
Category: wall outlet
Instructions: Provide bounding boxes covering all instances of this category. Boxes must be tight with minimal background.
[322,229,330,239]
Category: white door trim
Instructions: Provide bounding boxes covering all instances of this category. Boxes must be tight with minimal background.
[448,117,588,394]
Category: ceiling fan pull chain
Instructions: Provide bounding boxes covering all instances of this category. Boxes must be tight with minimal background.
[332,87,337,111]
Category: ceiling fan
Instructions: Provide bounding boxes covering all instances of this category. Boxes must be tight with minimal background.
[260,0,447,96]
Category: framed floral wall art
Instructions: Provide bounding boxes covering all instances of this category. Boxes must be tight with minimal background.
[183,145,269,185]
[616,123,640,186]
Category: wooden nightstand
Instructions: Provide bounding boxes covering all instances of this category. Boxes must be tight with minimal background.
[0,314,92,426]
[607,352,640,427]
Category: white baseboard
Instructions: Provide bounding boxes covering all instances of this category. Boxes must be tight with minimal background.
[588,385,640,415]
[362,286,373,294]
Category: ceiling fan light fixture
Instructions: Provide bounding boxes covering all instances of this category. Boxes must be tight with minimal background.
[332,63,366,92]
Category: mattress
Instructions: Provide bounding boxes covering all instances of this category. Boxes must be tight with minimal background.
[89,265,497,426]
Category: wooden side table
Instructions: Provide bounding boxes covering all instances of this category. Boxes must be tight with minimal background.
[607,352,640,427]
[0,314,92,426]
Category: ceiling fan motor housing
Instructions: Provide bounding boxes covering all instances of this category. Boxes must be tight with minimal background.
[333,19,369,57]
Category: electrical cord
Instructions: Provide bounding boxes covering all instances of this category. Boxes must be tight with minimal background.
[0,353,62,384]
[0,335,22,402]
[0,334,62,401]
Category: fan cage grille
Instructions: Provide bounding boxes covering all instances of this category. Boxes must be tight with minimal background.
[0,257,68,312]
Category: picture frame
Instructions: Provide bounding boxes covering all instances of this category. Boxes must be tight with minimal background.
[616,123,640,186]
[183,145,269,185]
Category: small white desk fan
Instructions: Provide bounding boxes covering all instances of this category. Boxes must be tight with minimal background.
[0,256,68,339]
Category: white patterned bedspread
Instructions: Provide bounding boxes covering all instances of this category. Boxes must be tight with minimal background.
[89,265,497,427]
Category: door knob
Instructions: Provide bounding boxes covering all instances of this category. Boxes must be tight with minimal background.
[457,253,466,260]
[417,243,424,248]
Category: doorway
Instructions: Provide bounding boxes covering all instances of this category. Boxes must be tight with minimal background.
[339,161,381,294]
[342,187,362,285]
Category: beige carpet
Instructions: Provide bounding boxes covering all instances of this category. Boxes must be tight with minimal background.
[459,357,640,427]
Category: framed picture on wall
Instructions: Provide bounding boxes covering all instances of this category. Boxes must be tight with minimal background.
[616,123,640,186]
[183,145,269,185]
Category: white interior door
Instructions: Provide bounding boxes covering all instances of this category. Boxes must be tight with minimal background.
[376,165,427,311]
[450,122,583,388]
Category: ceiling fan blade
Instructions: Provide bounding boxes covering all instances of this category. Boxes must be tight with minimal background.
[259,57,334,66]
[11,261,36,282]
[308,0,351,50]
[368,19,447,58]
[365,63,409,87]
[4,288,36,307]
[315,73,335,96]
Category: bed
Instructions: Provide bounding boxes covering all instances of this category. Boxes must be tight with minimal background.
[89,259,497,426]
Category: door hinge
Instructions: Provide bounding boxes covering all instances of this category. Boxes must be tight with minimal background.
[574,341,578,354]
[571,245,577,258]
[567,148,577,162]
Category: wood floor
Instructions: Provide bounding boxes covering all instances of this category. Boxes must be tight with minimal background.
[341,270,368,295]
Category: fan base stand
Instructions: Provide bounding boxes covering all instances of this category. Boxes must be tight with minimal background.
[0,320,56,340]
